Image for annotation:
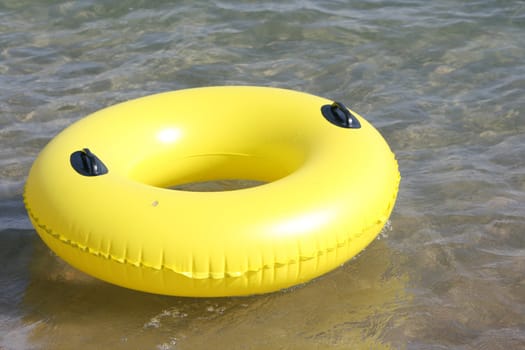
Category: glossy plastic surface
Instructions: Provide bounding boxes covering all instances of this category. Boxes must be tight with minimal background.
[24,86,400,297]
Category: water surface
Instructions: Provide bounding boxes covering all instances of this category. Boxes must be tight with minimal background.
[1,1,524,349]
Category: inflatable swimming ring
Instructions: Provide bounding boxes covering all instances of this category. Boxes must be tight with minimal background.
[24,86,400,297]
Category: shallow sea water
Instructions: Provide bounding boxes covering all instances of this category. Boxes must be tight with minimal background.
[1,1,524,349]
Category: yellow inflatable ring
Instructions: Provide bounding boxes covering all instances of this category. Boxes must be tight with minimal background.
[24,86,400,297]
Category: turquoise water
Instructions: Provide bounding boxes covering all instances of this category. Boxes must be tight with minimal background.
[1,1,524,349]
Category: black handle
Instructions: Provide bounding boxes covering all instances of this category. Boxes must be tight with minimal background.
[70,148,108,176]
[321,101,361,129]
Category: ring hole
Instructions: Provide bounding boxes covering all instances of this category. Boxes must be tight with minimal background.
[170,179,266,192]
[130,152,304,193]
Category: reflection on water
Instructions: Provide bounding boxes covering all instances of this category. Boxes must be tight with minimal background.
[1,0,525,349]
[19,229,407,350]
[0,230,34,350]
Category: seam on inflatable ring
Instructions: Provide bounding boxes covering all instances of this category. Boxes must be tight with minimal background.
[24,174,399,280]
